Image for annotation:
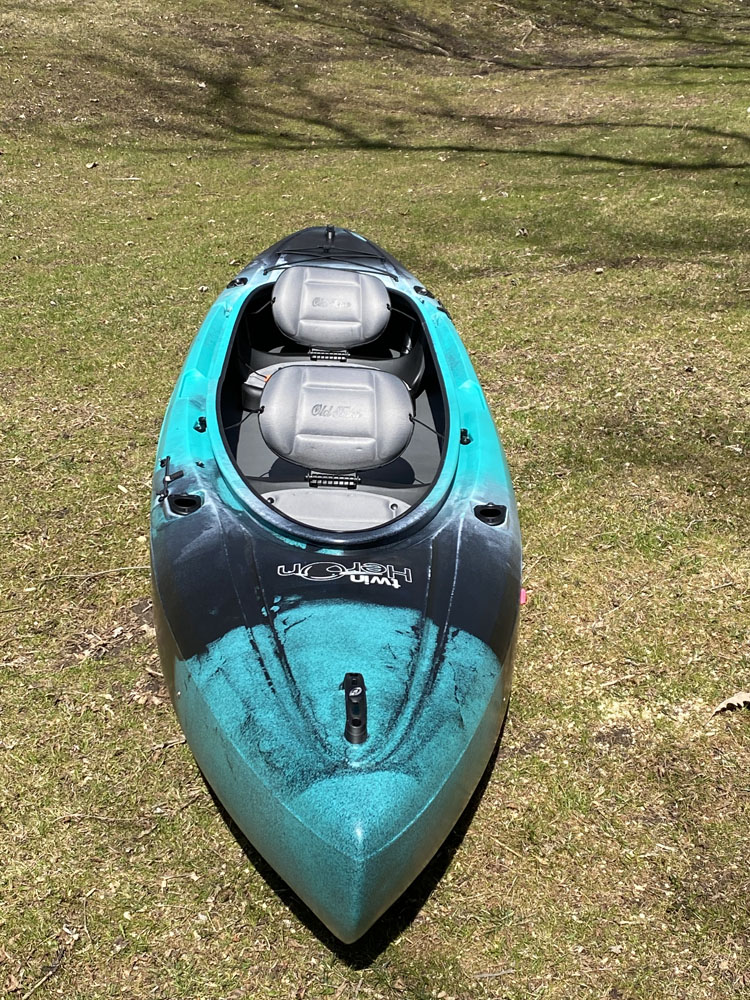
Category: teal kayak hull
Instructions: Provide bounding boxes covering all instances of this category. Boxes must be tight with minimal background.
[150,227,522,942]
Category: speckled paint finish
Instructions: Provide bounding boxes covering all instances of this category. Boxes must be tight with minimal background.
[150,228,522,942]
[168,605,512,940]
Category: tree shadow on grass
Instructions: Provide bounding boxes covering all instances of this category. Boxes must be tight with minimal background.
[263,0,750,72]
[33,41,750,176]
[11,0,749,171]
[205,723,507,965]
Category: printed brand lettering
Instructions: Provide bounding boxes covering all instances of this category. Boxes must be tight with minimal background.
[312,296,351,310]
[277,561,412,589]
[311,403,363,420]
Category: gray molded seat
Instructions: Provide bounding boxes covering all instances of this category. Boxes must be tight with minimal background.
[258,365,414,472]
[271,266,390,349]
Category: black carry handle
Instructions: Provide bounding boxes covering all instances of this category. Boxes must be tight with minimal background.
[341,672,368,744]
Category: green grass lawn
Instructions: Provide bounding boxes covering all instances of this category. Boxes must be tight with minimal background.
[1,1,748,997]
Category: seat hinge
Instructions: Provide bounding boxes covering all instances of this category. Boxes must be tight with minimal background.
[308,348,349,363]
[306,470,360,489]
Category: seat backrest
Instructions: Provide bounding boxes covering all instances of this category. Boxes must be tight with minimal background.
[271,266,390,350]
[259,365,414,472]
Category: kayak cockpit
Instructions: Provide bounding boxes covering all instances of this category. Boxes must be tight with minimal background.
[218,266,448,532]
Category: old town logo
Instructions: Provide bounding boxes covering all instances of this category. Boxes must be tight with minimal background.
[312,296,351,310]
[311,403,363,420]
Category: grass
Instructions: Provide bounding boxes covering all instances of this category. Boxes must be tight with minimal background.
[1,0,749,997]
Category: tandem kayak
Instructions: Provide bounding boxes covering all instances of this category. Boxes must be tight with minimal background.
[150,226,522,943]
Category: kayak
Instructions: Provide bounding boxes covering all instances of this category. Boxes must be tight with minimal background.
[150,226,522,943]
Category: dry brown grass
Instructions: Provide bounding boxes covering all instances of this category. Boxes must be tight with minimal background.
[1,1,749,997]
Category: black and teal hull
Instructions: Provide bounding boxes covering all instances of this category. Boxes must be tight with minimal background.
[150,228,522,943]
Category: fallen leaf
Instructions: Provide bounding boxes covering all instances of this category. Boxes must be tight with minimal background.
[712,691,750,715]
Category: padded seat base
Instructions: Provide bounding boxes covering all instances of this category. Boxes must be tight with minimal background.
[262,488,409,531]
[258,365,414,472]
[272,266,390,349]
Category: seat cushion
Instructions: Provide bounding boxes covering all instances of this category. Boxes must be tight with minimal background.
[259,366,414,472]
[271,266,390,349]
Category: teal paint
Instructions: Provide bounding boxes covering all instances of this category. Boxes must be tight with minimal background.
[173,604,511,942]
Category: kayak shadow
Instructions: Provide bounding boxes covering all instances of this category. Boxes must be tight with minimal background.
[206,714,507,966]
